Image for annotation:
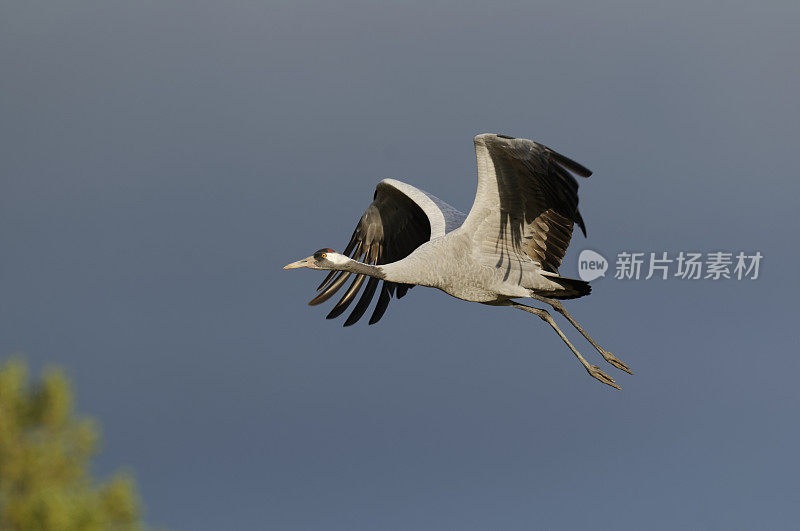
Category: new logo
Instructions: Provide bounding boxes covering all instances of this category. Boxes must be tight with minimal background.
[578,250,608,281]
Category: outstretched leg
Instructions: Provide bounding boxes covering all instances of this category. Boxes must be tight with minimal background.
[502,301,621,390]
[529,294,632,374]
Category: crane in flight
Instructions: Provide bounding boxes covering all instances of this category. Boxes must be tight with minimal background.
[284,134,632,389]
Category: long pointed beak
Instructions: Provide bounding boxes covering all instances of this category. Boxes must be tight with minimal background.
[283,256,313,269]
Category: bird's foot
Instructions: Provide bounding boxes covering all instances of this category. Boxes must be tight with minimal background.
[587,364,621,390]
[600,350,633,375]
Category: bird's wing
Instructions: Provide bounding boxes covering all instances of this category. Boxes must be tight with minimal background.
[461,133,592,274]
[310,179,464,326]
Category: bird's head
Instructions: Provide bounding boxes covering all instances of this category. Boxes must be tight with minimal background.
[283,248,349,270]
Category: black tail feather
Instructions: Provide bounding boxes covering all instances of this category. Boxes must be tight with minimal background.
[540,276,591,300]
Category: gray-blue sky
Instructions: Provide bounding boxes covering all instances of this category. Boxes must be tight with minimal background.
[2,1,799,529]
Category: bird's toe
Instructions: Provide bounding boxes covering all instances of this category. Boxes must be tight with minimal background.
[587,365,621,390]
[602,350,633,374]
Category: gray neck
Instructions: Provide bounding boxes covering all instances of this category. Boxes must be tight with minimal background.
[342,259,386,279]
[337,257,424,286]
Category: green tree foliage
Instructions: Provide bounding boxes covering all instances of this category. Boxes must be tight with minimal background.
[0,358,148,530]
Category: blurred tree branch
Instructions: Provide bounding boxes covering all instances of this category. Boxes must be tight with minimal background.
[0,357,156,530]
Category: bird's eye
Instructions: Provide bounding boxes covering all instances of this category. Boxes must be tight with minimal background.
[321,253,327,259]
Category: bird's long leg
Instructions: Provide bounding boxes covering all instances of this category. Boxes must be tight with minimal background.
[504,301,621,390]
[528,294,632,374]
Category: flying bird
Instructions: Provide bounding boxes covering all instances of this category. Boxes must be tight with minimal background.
[284,134,631,389]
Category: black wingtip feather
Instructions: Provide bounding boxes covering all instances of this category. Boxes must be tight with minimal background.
[316,270,337,292]
[325,273,367,319]
[548,149,592,178]
[343,277,379,326]
[575,209,587,237]
[309,271,352,305]
[368,285,392,325]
